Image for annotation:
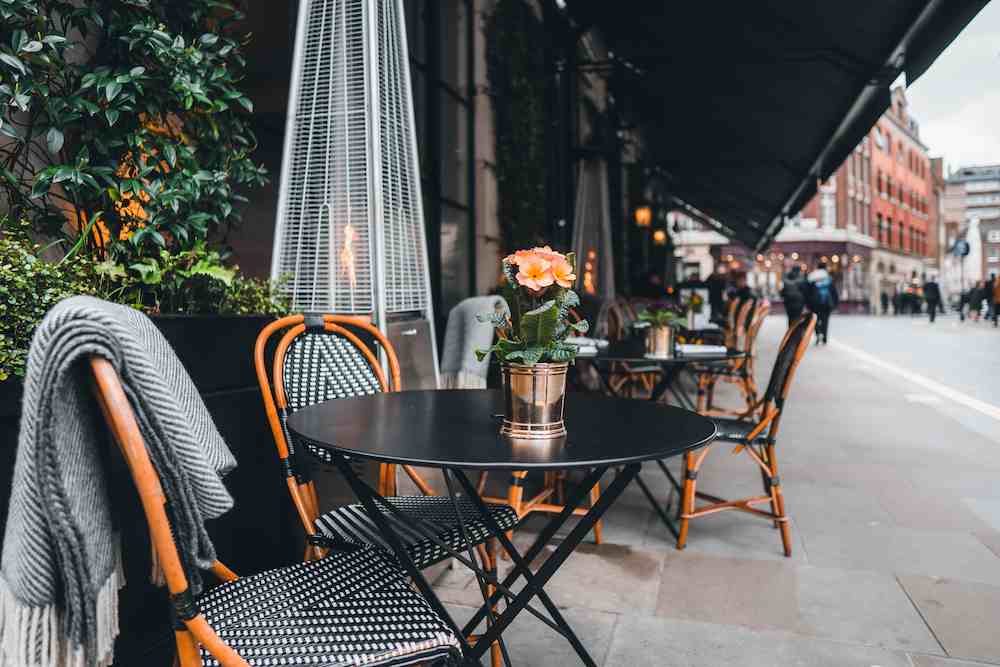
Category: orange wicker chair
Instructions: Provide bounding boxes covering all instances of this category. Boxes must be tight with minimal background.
[89,356,461,667]
[694,298,770,416]
[676,313,817,557]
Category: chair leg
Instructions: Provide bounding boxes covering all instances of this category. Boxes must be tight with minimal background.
[174,629,201,667]
[476,541,503,667]
[505,470,528,552]
[589,475,603,544]
[676,451,697,550]
[766,444,792,557]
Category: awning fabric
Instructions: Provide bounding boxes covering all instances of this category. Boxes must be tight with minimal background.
[563,1,989,251]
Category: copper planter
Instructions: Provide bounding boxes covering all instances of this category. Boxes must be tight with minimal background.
[500,362,568,439]
[646,325,675,358]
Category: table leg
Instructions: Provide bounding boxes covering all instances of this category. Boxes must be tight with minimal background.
[648,366,682,403]
[456,465,640,664]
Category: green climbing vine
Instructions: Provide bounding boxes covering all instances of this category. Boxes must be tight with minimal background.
[485,0,548,255]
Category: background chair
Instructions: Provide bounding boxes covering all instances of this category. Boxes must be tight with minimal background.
[677,313,817,557]
[90,356,461,667]
[695,298,769,415]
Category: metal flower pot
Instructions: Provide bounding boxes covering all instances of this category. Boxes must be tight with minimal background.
[500,362,569,439]
[646,325,675,358]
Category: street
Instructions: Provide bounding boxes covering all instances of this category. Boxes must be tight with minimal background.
[434,313,1000,666]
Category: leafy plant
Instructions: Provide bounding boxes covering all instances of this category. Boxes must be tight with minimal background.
[477,246,589,365]
[0,0,267,263]
[485,0,548,254]
[0,217,288,381]
[638,303,685,329]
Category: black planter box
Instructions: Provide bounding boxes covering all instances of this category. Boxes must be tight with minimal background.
[0,314,300,666]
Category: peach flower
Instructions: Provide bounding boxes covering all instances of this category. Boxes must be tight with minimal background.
[549,255,576,288]
[530,245,564,263]
[515,256,554,292]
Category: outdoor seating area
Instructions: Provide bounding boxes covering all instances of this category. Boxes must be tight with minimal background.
[3,2,1000,667]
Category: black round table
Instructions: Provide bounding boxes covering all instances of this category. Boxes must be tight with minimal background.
[287,389,716,470]
[287,389,716,667]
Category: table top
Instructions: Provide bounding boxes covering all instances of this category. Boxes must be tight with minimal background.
[287,389,717,470]
[581,340,745,366]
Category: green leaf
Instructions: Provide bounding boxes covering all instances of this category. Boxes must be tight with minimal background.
[105,108,119,126]
[11,31,27,53]
[200,33,219,46]
[189,260,235,286]
[94,260,126,278]
[129,66,145,77]
[129,262,162,284]
[163,143,177,166]
[519,346,545,365]
[105,81,121,102]
[42,36,67,46]
[21,41,42,53]
[520,300,559,346]
[46,127,63,154]
[236,96,252,113]
[0,53,26,75]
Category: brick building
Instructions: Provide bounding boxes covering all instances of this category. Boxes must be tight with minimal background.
[676,87,939,312]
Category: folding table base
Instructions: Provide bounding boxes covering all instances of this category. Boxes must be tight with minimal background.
[331,454,640,666]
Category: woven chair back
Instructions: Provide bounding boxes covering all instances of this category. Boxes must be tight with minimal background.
[763,313,816,408]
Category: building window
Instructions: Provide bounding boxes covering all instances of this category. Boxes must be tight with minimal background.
[989,248,999,263]
[988,230,1000,243]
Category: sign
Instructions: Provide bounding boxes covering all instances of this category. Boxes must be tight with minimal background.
[953,240,970,257]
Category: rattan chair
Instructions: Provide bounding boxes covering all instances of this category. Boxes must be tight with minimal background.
[89,356,461,667]
[677,313,816,557]
[254,314,517,567]
[694,298,769,416]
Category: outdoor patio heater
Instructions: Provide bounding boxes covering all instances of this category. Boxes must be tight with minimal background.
[272,0,439,391]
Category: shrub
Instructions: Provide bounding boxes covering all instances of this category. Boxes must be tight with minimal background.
[0,0,266,261]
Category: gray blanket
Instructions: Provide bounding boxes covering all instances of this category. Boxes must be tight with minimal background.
[439,296,507,389]
[1,296,237,667]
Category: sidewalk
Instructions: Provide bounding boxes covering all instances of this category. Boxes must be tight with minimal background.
[433,316,1000,666]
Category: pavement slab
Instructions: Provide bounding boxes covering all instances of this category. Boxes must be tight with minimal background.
[604,615,914,667]
[656,552,939,652]
[898,575,1000,664]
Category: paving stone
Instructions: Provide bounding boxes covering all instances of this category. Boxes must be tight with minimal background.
[604,614,913,667]
[799,524,1000,585]
[899,575,1000,664]
[656,552,938,652]
[910,655,1000,667]
[446,603,618,667]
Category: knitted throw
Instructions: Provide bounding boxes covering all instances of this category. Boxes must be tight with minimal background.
[1,297,237,667]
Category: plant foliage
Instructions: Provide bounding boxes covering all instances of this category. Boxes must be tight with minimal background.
[0,0,267,261]
[637,302,685,329]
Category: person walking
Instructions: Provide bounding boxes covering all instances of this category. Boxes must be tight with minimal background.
[923,276,941,323]
[780,266,807,326]
[880,291,889,316]
[986,274,996,323]
[993,277,1000,327]
[968,282,984,322]
[704,268,727,324]
[807,261,838,345]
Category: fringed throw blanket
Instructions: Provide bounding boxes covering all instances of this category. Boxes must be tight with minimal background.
[440,296,508,389]
[1,297,237,667]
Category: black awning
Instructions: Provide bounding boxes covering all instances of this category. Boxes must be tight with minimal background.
[563,0,989,251]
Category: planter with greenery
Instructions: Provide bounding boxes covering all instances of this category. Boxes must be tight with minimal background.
[1,2,297,662]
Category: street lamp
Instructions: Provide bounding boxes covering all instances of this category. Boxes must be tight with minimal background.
[634,205,653,228]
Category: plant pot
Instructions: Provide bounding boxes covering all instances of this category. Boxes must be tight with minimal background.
[500,362,568,439]
[687,308,696,330]
[646,325,675,358]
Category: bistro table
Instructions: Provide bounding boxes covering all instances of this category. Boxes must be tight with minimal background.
[579,339,746,408]
[287,389,717,666]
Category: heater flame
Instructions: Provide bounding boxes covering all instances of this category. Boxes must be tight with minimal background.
[340,223,358,291]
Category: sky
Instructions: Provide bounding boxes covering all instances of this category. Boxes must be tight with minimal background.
[904,2,1000,174]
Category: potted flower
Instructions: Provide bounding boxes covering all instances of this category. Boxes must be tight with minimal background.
[478,246,589,440]
[637,303,685,358]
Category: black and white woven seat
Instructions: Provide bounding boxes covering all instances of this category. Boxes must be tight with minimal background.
[256,315,513,571]
[198,547,461,667]
[314,495,519,569]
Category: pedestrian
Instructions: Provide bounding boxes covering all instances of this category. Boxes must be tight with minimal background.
[986,274,996,322]
[993,277,1000,327]
[923,275,941,323]
[880,291,889,316]
[780,266,807,326]
[807,261,838,345]
[892,292,901,315]
[968,282,984,321]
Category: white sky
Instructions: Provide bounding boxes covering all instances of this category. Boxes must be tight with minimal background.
[904,2,1000,174]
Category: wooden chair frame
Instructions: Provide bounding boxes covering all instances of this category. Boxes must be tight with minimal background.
[696,299,770,416]
[90,357,248,667]
[254,314,435,561]
[678,314,816,557]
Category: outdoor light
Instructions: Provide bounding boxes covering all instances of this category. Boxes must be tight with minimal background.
[831,255,840,263]
[634,206,652,227]
[652,229,667,245]
[791,252,799,260]
[756,254,764,262]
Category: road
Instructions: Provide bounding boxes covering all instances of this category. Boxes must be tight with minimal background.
[825,312,1000,411]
